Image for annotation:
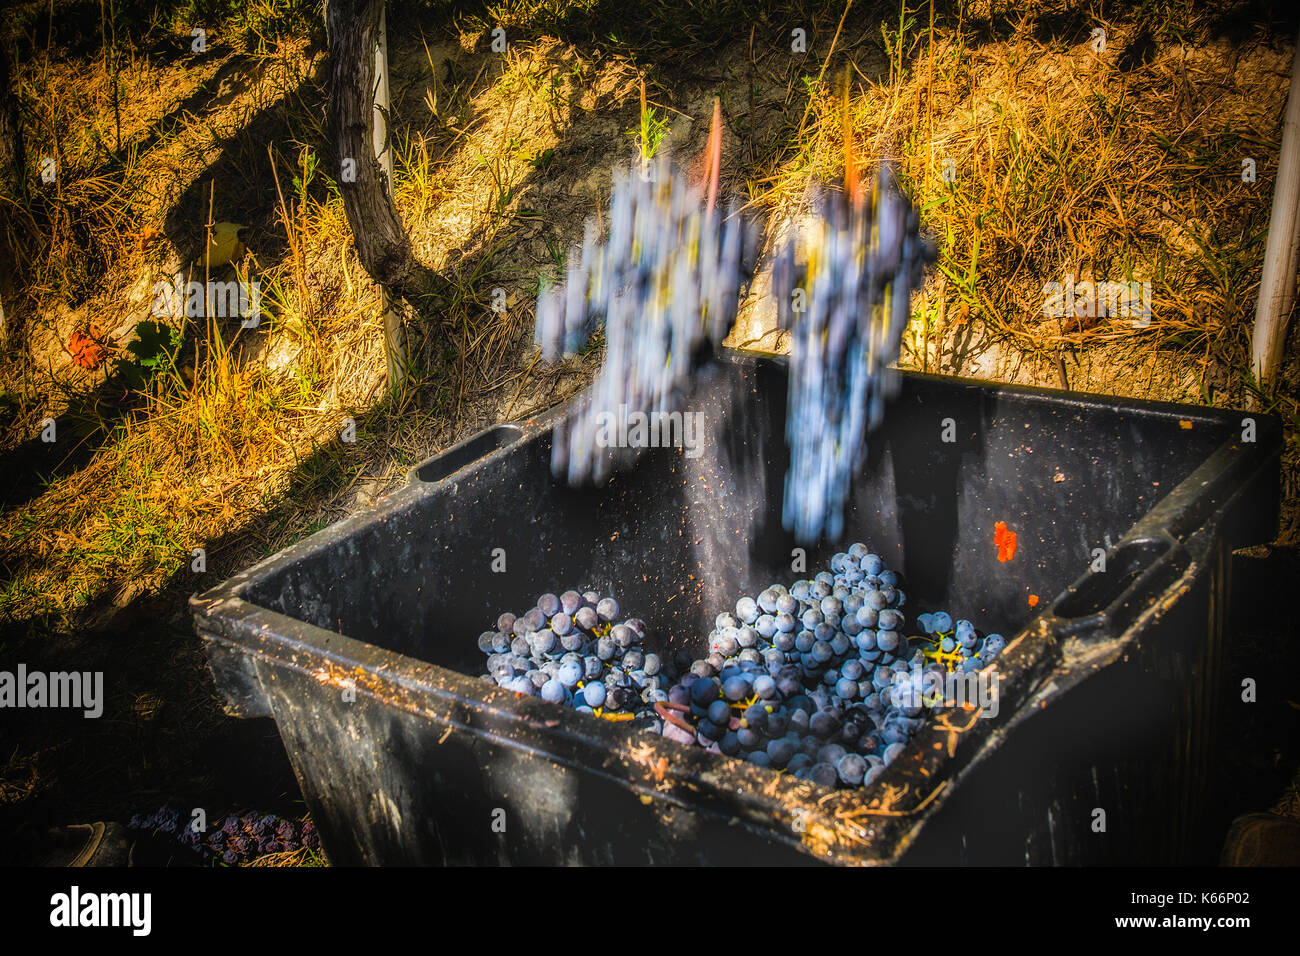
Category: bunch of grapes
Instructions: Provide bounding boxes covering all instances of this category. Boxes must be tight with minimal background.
[915,611,1007,674]
[126,807,319,865]
[126,805,183,836]
[772,167,934,542]
[534,155,755,485]
[655,543,1004,789]
[478,590,678,722]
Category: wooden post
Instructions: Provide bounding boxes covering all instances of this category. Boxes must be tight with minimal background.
[372,3,406,389]
[0,40,25,198]
[326,0,438,381]
[1251,29,1300,391]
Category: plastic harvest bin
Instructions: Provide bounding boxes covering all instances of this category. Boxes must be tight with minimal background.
[192,351,1280,865]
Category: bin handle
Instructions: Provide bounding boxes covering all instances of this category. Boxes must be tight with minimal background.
[408,424,525,484]
[1049,533,1189,642]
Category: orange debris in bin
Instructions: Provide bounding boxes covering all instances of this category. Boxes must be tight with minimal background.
[993,521,1018,562]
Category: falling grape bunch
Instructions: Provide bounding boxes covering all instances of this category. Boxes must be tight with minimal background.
[534,153,755,485]
[533,113,931,537]
[772,166,935,543]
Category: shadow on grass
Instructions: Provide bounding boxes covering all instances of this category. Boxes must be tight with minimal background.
[0,404,393,858]
[0,46,323,516]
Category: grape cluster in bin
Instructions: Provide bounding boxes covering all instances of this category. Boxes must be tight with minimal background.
[477,589,677,722]
[656,544,1004,789]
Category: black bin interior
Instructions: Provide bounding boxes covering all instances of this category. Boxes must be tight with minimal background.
[245,356,1234,673]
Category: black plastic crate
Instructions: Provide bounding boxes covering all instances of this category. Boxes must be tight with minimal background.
[192,352,1280,865]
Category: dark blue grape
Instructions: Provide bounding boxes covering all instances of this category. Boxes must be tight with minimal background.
[690,659,716,678]
[787,753,814,774]
[836,753,867,785]
[767,737,797,768]
[582,681,607,708]
[691,677,720,707]
[809,708,841,737]
[712,632,740,657]
[610,623,635,649]
[808,762,838,788]
[877,608,904,631]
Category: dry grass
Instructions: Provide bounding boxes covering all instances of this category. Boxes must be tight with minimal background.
[1,28,362,620]
[243,843,328,866]
[0,15,632,624]
[1,0,1296,627]
[752,9,1290,375]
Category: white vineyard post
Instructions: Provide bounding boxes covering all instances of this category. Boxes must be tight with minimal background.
[1250,28,1300,394]
[373,3,407,390]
